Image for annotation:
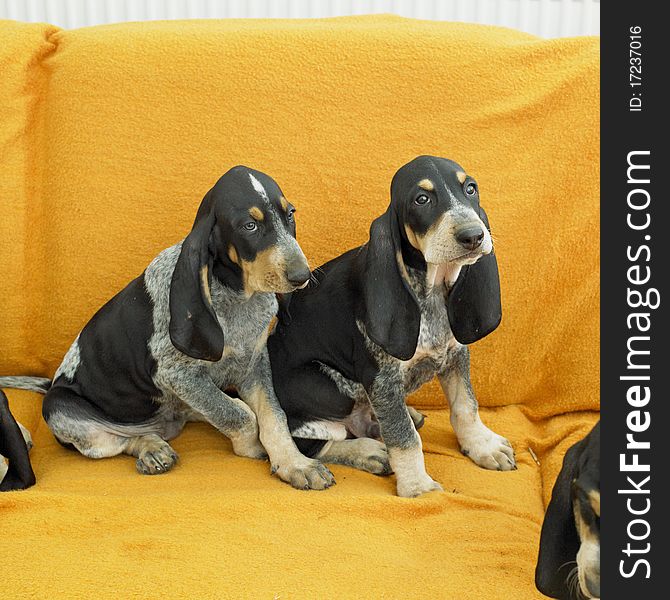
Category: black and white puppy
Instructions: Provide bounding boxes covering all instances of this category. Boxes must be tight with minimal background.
[0,166,334,490]
[268,155,515,497]
[0,390,36,491]
[536,422,600,599]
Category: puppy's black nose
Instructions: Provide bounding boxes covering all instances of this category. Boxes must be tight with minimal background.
[455,226,484,251]
[286,265,311,287]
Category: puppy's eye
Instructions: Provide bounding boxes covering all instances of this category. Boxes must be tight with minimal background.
[287,208,296,222]
[465,182,478,196]
[414,194,430,206]
[243,222,258,232]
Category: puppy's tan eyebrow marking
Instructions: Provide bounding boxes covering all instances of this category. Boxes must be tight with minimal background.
[249,206,264,221]
[456,171,467,184]
[279,196,289,212]
[418,179,434,192]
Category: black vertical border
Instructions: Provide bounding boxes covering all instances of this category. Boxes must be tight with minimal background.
[601,3,667,597]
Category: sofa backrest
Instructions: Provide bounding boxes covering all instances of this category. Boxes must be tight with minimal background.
[0,16,599,417]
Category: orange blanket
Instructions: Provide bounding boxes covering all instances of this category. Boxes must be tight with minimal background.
[1,16,599,599]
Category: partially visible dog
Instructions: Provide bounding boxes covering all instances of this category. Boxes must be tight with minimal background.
[0,390,36,491]
[0,166,334,490]
[269,155,514,498]
[536,421,600,599]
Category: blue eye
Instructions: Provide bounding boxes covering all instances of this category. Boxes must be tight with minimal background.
[414,194,430,205]
[287,208,296,222]
[465,183,477,196]
[243,222,258,231]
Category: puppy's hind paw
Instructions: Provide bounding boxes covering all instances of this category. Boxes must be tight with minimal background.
[232,435,268,461]
[407,406,426,431]
[336,438,392,476]
[273,457,335,491]
[136,441,179,475]
[230,421,267,461]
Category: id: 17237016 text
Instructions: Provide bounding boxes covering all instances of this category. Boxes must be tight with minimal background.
[629,26,643,112]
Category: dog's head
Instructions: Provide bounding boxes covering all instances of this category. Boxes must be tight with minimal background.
[360,155,502,360]
[169,166,310,361]
[536,422,600,599]
[393,155,493,266]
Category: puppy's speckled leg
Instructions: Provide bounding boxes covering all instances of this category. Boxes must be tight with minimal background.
[166,370,265,459]
[439,345,515,471]
[239,352,335,491]
[368,366,442,497]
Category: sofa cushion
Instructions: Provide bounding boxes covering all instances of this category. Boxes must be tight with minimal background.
[0,21,58,374]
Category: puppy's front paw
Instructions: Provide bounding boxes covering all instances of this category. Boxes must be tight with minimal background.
[396,473,443,498]
[459,425,516,471]
[273,457,335,491]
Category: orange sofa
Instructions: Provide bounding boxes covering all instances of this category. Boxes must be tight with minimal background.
[0,16,599,599]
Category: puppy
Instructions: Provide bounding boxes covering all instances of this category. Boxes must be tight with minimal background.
[268,156,515,497]
[0,390,36,491]
[0,166,334,490]
[536,422,600,599]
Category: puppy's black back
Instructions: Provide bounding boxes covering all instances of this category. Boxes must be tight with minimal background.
[44,273,162,425]
[269,248,378,430]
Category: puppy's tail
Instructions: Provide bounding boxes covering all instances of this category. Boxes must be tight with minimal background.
[0,376,52,394]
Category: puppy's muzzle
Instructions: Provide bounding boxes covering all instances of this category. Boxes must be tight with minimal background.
[455,225,485,251]
[285,257,311,289]
[284,243,311,288]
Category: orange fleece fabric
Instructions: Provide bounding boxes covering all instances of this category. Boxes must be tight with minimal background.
[0,16,599,599]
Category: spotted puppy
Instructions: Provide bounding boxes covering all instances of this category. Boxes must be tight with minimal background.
[0,390,36,491]
[268,155,515,498]
[0,166,334,490]
[536,422,600,599]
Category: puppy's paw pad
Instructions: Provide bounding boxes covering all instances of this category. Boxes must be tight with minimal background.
[275,459,335,491]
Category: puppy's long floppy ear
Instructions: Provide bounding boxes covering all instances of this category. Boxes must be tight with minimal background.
[447,206,502,345]
[0,390,36,492]
[169,190,224,361]
[535,442,583,599]
[360,206,421,360]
